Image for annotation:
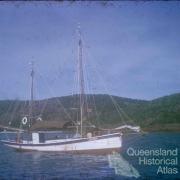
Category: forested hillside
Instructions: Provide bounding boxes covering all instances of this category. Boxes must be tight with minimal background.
[0,93,180,131]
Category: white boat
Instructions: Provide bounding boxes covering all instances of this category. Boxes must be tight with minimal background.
[1,132,122,153]
[0,27,139,153]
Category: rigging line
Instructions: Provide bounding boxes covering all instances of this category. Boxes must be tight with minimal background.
[51,72,79,121]
[32,73,49,117]
[91,95,100,127]
[83,55,99,126]
[80,35,99,122]
[108,95,129,124]
[82,40,127,116]
[97,71,133,124]
[82,40,131,125]
[92,67,127,125]
[22,99,28,117]
[80,36,109,128]
[37,72,72,120]
[71,33,79,98]
[71,67,77,97]
[70,64,78,123]
[35,71,73,121]
[80,38,125,125]
[82,52,89,121]
[72,50,80,101]
[105,92,135,125]
[71,25,80,114]
[84,53,98,118]
[39,99,48,118]
[111,97,134,124]
[35,92,48,118]
[77,30,96,127]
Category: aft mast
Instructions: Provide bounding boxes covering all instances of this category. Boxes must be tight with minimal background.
[78,26,85,137]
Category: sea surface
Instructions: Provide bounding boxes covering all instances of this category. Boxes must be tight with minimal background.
[0,132,179,180]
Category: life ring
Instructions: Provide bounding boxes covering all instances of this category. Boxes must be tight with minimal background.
[22,117,28,125]
[37,117,42,121]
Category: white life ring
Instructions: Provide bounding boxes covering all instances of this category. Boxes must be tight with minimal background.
[22,117,28,125]
[37,117,42,121]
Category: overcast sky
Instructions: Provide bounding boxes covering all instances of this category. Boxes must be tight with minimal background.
[0,1,180,100]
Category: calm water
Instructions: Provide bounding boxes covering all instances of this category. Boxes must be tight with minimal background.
[0,132,179,180]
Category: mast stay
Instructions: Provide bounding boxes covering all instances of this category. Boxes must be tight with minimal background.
[29,61,34,129]
[77,26,85,137]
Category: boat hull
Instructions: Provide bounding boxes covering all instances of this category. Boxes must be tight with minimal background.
[1,133,122,153]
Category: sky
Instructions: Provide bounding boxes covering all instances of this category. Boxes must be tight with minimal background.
[0,1,180,100]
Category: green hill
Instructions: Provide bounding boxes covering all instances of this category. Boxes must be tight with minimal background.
[0,93,180,131]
